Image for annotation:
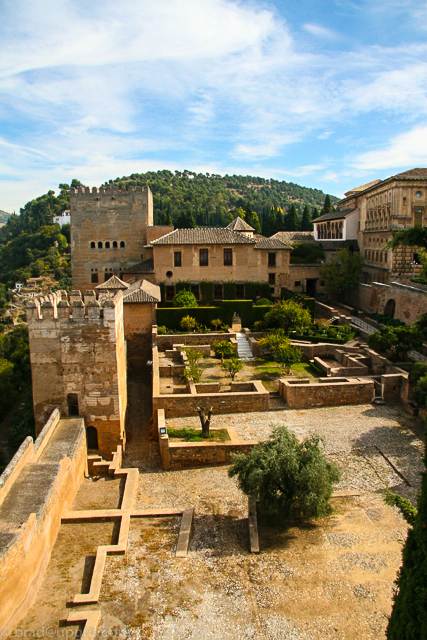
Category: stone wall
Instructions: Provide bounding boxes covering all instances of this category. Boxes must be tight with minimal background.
[123,302,156,375]
[279,377,374,409]
[0,411,86,630]
[157,410,257,470]
[349,281,427,324]
[26,290,127,459]
[70,185,153,292]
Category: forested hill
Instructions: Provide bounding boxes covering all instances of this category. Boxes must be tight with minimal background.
[102,170,338,230]
[0,210,11,225]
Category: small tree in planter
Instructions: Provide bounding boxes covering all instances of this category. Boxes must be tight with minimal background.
[211,318,222,332]
[197,406,213,438]
[222,356,244,381]
[213,340,235,362]
[228,426,341,520]
[180,315,197,333]
[258,330,301,374]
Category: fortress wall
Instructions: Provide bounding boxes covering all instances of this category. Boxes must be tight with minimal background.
[0,414,86,630]
[26,290,127,459]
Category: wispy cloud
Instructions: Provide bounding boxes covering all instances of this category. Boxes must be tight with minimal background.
[352,125,427,171]
[1,0,427,211]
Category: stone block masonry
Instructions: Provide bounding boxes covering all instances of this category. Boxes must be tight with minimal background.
[26,289,127,459]
[279,377,374,409]
[70,185,153,293]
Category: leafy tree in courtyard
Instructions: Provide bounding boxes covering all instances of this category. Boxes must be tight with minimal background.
[173,290,198,307]
[258,331,301,373]
[387,422,427,639]
[319,248,364,302]
[368,325,423,362]
[228,426,341,520]
[179,315,197,332]
[262,299,312,334]
[213,340,235,361]
[210,318,222,331]
[222,356,244,381]
[251,212,262,234]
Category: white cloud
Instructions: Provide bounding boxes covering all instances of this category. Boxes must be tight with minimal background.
[352,125,427,171]
[303,23,338,39]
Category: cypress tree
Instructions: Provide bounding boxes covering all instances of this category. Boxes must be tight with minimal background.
[186,210,196,228]
[265,208,277,237]
[312,207,319,221]
[245,201,254,228]
[322,194,334,214]
[252,212,262,235]
[275,208,284,232]
[301,205,312,231]
[387,422,427,639]
[285,203,300,231]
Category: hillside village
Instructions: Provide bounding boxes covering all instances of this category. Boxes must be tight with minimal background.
[1,168,427,638]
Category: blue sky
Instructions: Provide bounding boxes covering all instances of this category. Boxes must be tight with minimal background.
[1,0,427,213]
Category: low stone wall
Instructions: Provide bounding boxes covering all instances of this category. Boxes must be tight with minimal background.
[279,377,374,409]
[195,382,220,393]
[157,409,257,470]
[315,301,351,325]
[0,412,86,630]
[155,330,237,352]
[153,380,270,418]
[348,281,427,325]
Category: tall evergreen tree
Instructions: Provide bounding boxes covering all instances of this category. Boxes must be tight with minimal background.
[322,194,334,214]
[301,205,312,231]
[245,201,254,228]
[251,212,262,235]
[311,207,319,221]
[387,422,427,639]
[186,210,196,228]
[285,203,300,231]
[275,208,284,232]
[265,207,277,237]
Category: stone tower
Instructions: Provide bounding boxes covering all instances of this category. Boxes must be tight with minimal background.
[70,185,153,292]
[26,289,127,458]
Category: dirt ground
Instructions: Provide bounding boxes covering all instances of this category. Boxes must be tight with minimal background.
[10,389,425,640]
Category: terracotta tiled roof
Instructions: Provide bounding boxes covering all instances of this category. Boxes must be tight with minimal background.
[122,257,154,274]
[314,208,358,223]
[95,275,130,290]
[122,279,161,303]
[254,237,291,249]
[226,216,254,231]
[272,231,315,244]
[391,168,427,180]
[149,228,256,245]
[344,179,382,196]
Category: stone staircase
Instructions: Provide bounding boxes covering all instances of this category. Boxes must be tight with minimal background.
[236,332,254,359]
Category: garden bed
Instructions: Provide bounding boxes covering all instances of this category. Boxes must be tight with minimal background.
[167,427,231,443]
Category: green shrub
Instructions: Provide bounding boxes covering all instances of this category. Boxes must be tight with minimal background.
[213,340,235,361]
[180,315,197,332]
[228,426,341,520]
[413,376,427,408]
[254,298,272,306]
[173,290,198,307]
[262,299,312,334]
[222,357,243,381]
[409,362,427,384]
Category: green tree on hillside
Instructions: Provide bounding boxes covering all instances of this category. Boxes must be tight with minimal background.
[321,194,334,214]
[301,205,313,231]
[285,203,300,231]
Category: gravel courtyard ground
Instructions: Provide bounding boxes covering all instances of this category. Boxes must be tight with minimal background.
[11,402,425,640]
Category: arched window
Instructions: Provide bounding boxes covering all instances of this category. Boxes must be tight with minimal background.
[105,241,110,249]
[98,241,103,248]
[113,241,118,248]
[90,241,95,249]
[120,241,125,248]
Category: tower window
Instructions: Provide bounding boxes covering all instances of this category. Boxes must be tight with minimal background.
[105,241,110,249]
[90,241,95,249]
[98,241,103,248]
[224,248,232,266]
[113,241,118,248]
[120,241,125,248]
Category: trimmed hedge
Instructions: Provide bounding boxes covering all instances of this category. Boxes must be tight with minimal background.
[156,300,272,330]
[159,279,273,307]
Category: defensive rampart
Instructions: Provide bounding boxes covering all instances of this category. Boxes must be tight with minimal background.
[0,410,86,630]
[26,289,127,458]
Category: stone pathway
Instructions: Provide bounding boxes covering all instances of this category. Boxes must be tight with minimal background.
[235,331,254,359]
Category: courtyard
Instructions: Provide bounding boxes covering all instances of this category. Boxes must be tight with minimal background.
[11,398,425,640]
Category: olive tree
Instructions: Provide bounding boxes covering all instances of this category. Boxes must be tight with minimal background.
[228,426,341,520]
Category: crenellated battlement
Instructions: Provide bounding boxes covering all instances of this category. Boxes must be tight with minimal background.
[70,185,151,201]
[26,289,123,324]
